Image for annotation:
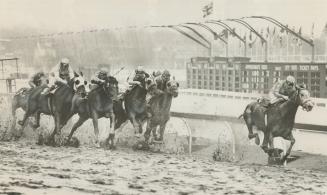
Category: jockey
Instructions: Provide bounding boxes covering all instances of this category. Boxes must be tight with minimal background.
[90,67,110,88]
[28,71,46,88]
[145,70,171,116]
[154,70,171,93]
[268,75,296,105]
[119,66,150,99]
[41,58,75,95]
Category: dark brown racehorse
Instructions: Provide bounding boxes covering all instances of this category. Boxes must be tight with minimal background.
[11,77,48,132]
[240,85,314,162]
[17,72,87,145]
[120,77,157,138]
[66,76,119,148]
[144,80,179,143]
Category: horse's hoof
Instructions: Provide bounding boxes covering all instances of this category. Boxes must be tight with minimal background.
[95,142,101,148]
[109,144,117,150]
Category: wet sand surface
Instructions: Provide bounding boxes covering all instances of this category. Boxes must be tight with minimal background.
[1,141,327,195]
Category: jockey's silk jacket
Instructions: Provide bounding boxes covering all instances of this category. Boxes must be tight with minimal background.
[268,80,295,101]
[49,63,74,85]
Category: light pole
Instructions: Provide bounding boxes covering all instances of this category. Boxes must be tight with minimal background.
[245,16,315,62]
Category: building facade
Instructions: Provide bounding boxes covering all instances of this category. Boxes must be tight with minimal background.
[186,57,327,98]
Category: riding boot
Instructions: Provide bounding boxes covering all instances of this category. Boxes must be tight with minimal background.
[41,87,50,95]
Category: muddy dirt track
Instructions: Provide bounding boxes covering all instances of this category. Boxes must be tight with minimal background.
[1,141,327,195]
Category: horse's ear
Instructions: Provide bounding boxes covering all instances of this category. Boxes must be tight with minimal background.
[172,76,175,80]
[176,82,179,87]
[74,71,79,77]
[80,71,83,77]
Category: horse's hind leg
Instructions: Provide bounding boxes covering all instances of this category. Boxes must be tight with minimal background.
[244,115,260,145]
[49,113,62,146]
[18,102,37,126]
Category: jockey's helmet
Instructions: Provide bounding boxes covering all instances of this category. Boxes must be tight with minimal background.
[60,58,70,65]
[286,75,295,86]
[136,66,144,72]
[156,70,162,76]
[100,67,109,73]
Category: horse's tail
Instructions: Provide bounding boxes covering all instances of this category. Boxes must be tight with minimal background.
[238,114,244,119]
[11,94,19,117]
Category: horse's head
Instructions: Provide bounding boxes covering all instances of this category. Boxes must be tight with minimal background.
[166,79,179,98]
[292,84,314,112]
[145,77,158,95]
[103,75,119,101]
[73,72,88,98]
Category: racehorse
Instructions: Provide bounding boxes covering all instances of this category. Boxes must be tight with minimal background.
[17,72,88,145]
[65,76,119,148]
[144,79,179,143]
[240,85,314,163]
[120,76,157,138]
[11,77,48,132]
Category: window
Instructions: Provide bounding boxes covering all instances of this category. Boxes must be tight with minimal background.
[198,75,202,79]
[215,76,219,80]
[209,70,213,74]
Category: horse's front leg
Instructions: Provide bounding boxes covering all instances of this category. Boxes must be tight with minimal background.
[66,116,87,144]
[281,132,295,164]
[91,111,100,147]
[158,121,168,142]
[144,120,155,143]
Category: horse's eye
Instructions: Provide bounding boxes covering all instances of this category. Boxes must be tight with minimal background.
[75,80,80,85]
[167,83,171,87]
[84,81,88,85]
